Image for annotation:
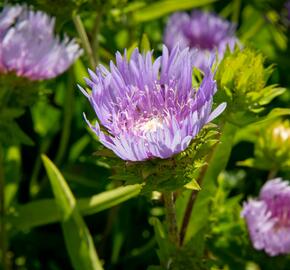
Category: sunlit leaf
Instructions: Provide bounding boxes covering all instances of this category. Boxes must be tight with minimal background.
[41,155,104,270]
[234,108,290,145]
[8,184,141,230]
[132,0,217,22]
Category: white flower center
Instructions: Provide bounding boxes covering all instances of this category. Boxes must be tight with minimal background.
[134,117,163,134]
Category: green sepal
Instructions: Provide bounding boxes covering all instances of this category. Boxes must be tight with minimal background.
[103,124,220,194]
[184,179,201,190]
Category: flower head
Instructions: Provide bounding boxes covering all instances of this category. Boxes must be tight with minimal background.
[0,5,82,80]
[164,11,238,70]
[80,46,226,161]
[242,178,290,256]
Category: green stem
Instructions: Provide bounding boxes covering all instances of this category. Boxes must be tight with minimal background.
[55,70,74,165]
[92,10,103,66]
[72,14,96,69]
[179,123,225,246]
[267,168,278,180]
[179,160,210,246]
[240,17,264,42]
[231,0,241,24]
[184,122,237,242]
[219,2,233,18]
[30,139,51,197]
[163,192,179,247]
[0,144,8,269]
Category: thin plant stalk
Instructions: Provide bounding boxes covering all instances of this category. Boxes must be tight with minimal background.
[55,69,74,165]
[92,10,103,66]
[72,14,96,69]
[0,144,8,270]
[30,139,51,197]
[267,168,278,180]
[179,161,210,246]
[231,0,241,24]
[179,122,225,245]
[163,192,179,247]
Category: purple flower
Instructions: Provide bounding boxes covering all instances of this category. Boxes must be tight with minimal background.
[0,5,82,80]
[80,46,226,161]
[242,178,290,256]
[286,1,290,21]
[164,11,238,70]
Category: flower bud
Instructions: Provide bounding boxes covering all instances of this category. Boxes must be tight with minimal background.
[215,48,284,116]
[255,120,290,171]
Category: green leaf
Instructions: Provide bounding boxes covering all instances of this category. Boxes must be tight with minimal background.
[122,2,146,13]
[8,184,141,231]
[236,158,257,168]
[4,146,21,208]
[79,184,141,216]
[147,266,164,270]
[68,135,90,162]
[132,0,217,22]
[184,179,201,190]
[73,59,88,84]
[31,98,61,137]
[239,7,264,42]
[254,108,290,124]
[140,33,151,52]
[258,86,285,106]
[0,120,34,146]
[234,108,290,145]
[0,108,24,120]
[41,155,104,270]
[151,217,172,266]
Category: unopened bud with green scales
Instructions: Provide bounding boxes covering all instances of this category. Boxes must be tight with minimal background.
[215,47,285,124]
[238,119,290,172]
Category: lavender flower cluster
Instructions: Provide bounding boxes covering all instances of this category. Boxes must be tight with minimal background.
[0,5,81,81]
[164,11,238,70]
[242,178,290,256]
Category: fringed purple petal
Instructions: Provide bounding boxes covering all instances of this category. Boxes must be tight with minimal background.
[164,10,238,71]
[0,4,82,80]
[207,102,227,122]
[82,45,224,161]
[242,178,290,256]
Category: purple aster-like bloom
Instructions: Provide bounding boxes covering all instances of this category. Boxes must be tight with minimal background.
[164,11,238,70]
[80,46,226,161]
[0,5,82,80]
[242,178,290,256]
